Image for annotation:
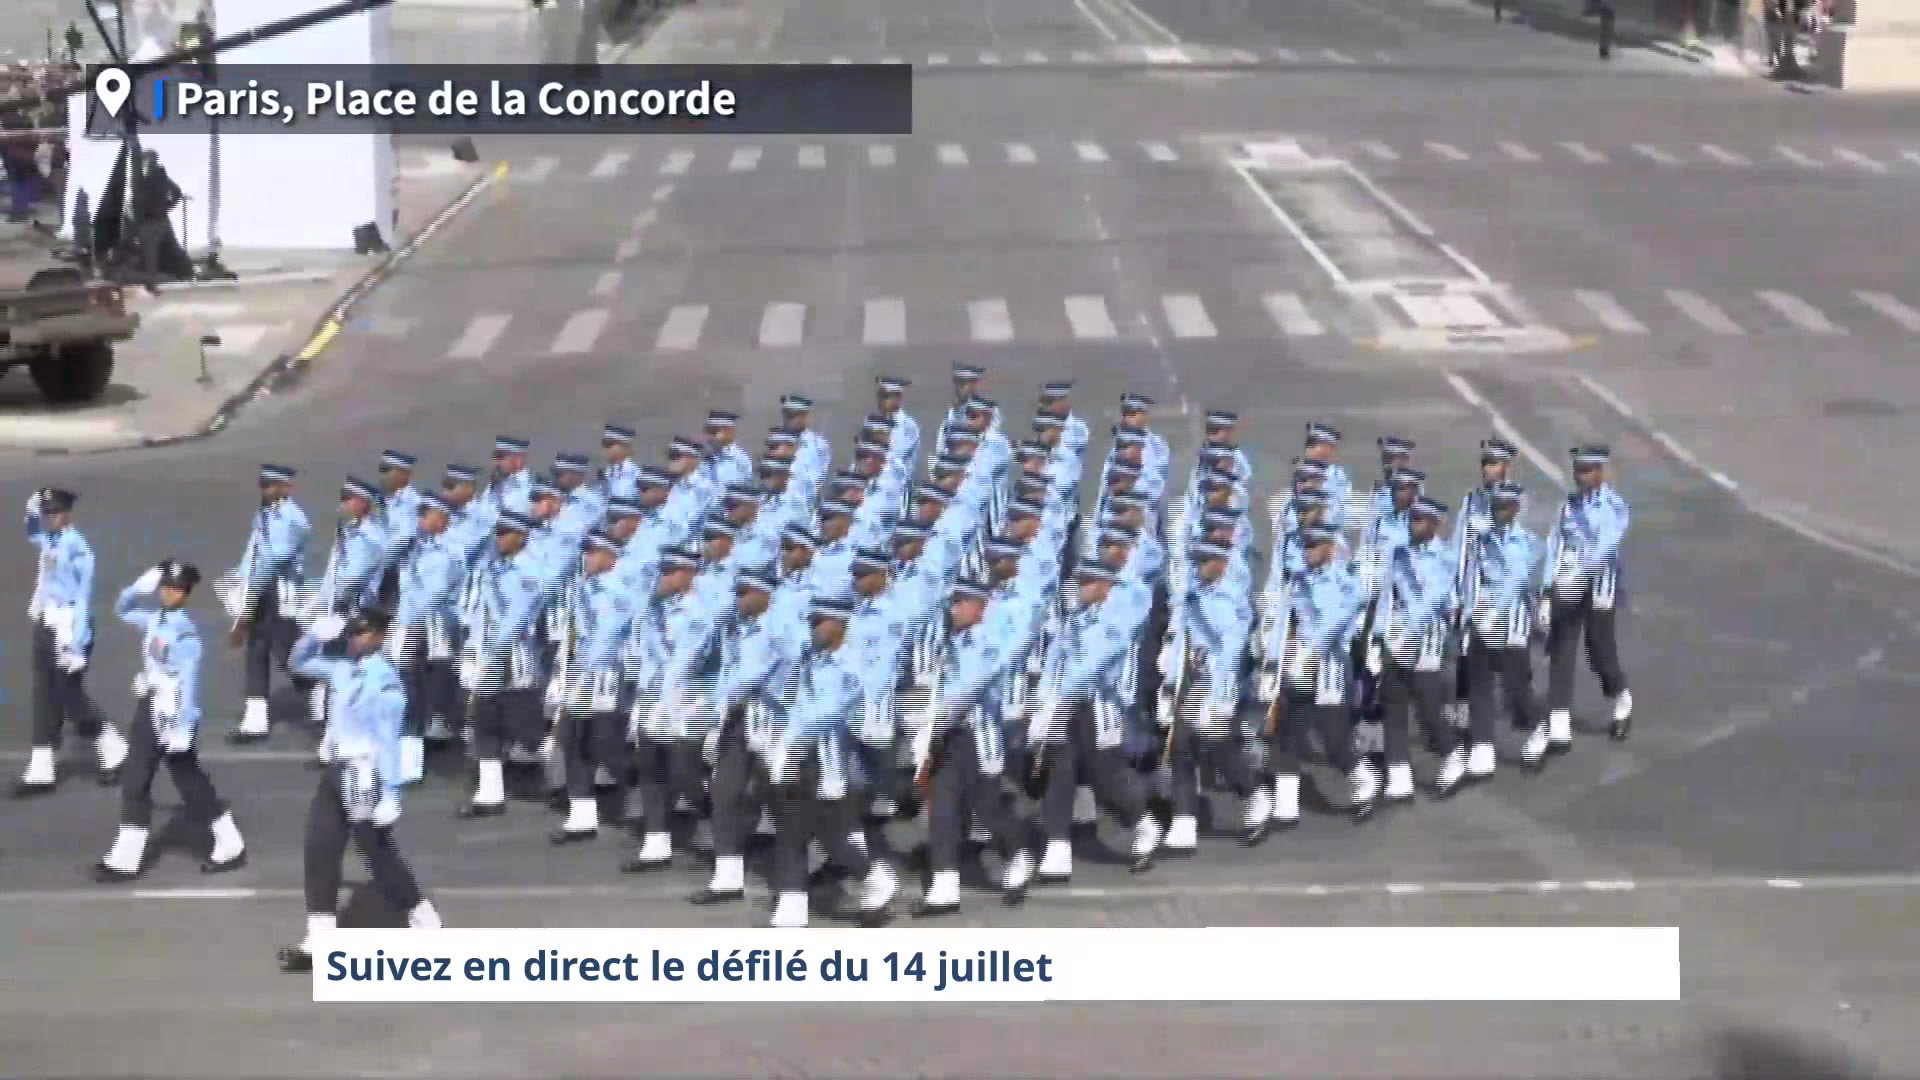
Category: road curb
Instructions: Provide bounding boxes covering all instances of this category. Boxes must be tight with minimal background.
[24,161,508,458]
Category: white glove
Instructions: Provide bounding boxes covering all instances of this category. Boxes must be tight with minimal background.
[370,792,401,828]
[159,720,192,755]
[543,677,563,713]
[458,657,478,690]
[1026,697,1059,747]
[311,614,347,643]
[132,566,163,594]
[131,671,149,697]
[1365,640,1383,676]
[702,726,722,766]
[25,491,41,515]
[1156,690,1176,730]
[1257,666,1279,702]
[1536,597,1552,626]
[1156,642,1177,680]
[57,650,86,674]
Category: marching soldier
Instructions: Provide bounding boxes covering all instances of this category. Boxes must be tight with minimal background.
[229,464,310,744]
[300,478,390,735]
[1030,561,1162,882]
[1115,393,1171,497]
[1539,445,1635,753]
[551,454,605,535]
[1261,524,1367,824]
[663,436,713,538]
[1372,497,1460,800]
[456,511,546,818]
[482,437,533,516]
[874,375,919,473]
[432,464,491,744]
[810,500,858,591]
[373,452,419,610]
[1463,483,1541,780]
[779,395,831,496]
[1161,541,1267,852]
[763,592,900,929]
[851,441,906,549]
[278,609,442,974]
[390,493,464,781]
[1449,439,1518,731]
[1302,423,1352,528]
[913,579,1035,917]
[847,547,908,819]
[623,544,719,872]
[1038,381,1089,461]
[702,411,754,492]
[942,363,995,436]
[597,425,640,501]
[550,529,638,844]
[19,487,126,795]
[93,562,246,881]
[1366,437,1418,526]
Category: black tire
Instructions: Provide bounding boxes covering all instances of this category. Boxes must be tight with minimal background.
[29,342,115,405]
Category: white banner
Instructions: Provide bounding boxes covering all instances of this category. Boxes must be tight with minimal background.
[312,927,1681,1003]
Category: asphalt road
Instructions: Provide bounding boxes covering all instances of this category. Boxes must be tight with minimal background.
[5,0,1920,1073]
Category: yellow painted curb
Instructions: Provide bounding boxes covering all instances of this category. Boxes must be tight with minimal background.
[296,319,343,362]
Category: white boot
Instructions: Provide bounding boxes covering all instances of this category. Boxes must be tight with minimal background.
[1547,708,1572,747]
[1071,785,1098,826]
[806,840,828,876]
[859,861,899,913]
[207,811,246,866]
[472,759,505,805]
[237,697,269,736]
[918,868,962,914]
[1433,747,1468,794]
[1384,762,1415,801]
[300,912,337,954]
[1521,722,1551,766]
[770,891,808,928]
[1037,838,1073,880]
[1348,760,1382,817]
[1164,814,1199,851]
[1467,743,1495,778]
[847,830,868,855]
[636,831,672,864]
[1271,774,1300,823]
[593,765,616,787]
[1130,815,1163,869]
[1001,850,1034,893]
[20,745,55,788]
[96,725,128,773]
[399,736,424,785]
[99,825,148,875]
[1243,788,1273,833]
[408,899,443,928]
[539,734,558,766]
[1612,689,1634,722]
[705,855,746,895]
[560,798,598,835]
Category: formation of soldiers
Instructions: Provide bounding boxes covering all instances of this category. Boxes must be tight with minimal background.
[17,365,1636,964]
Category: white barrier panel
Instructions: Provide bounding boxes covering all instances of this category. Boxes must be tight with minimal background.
[313,927,1681,1003]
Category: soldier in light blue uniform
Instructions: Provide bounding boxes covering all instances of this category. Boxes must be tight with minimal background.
[1351,467,1425,719]
[1462,482,1541,781]
[19,486,125,794]
[1116,394,1172,496]
[1277,459,1340,535]
[525,479,584,753]
[295,477,389,738]
[1104,428,1166,512]
[552,453,606,535]
[482,436,533,516]
[372,451,419,610]
[691,516,743,615]
[278,609,441,974]
[231,464,311,743]
[1261,525,1367,826]
[624,544,721,872]
[809,500,858,593]
[1038,381,1089,462]
[664,435,715,537]
[1448,439,1517,728]
[875,375,919,474]
[702,411,755,493]
[780,395,832,496]
[1371,497,1460,801]
[1365,437,1418,528]
[596,425,639,502]
[433,464,491,743]
[1302,422,1353,523]
[549,529,639,844]
[390,492,464,777]
[960,396,1013,524]
[626,467,682,566]
[755,458,809,536]
[763,593,900,929]
[1033,413,1082,505]
[1029,561,1161,882]
[941,363,997,437]
[851,440,906,549]
[1160,541,1266,852]
[1541,445,1635,749]
[693,566,805,906]
[456,511,547,818]
[913,578,1036,917]
[847,547,908,819]
[94,562,246,881]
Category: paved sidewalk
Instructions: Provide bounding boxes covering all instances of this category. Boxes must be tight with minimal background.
[1419,0,1758,73]
[0,146,496,454]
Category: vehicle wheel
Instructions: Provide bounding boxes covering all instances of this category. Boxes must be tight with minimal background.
[29,342,115,405]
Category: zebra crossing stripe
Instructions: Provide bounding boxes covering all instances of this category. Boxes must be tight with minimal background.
[655,305,708,351]
[448,313,511,359]
[797,145,826,169]
[760,303,806,347]
[1075,142,1109,163]
[980,51,1002,64]
[1162,294,1217,338]
[1631,144,1678,164]
[1065,295,1119,340]
[939,144,969,166]
[1573,290,1647,334]
[588,151,629,178]
[729,146,761,171]
[1427,142,1468,161]
[1361,141,1398,161]
[591,270,622,298]
[927,53,949,65]
[863,298,907,345]
[1756,291,1844,334]
[1142,141,1178,162]
[1023,49,1049,63]
[1558,141,1605,163]
[1700,144,1749,165]
[1498,142,1539,162]
[1273,47,1299,61]
[1322,48,1355,63]
[1006,142,1037,165]
[551,309,610,355]
[869,144,895,167]
[1666,290,1744,335]
[1855,291,1920,332]
[1775,145,1823,167]
[968,298,1013,342]
[1834,148,1887,172]
[1263,292,1323,337]
[659,150,693,175]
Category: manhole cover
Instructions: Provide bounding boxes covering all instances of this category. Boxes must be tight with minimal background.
[1822,398,1904,417]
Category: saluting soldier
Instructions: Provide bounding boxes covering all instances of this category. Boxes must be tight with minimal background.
[278,609,442,974]
[1161,541,1267,852]
[1539,445,1635,752]
[19,487,126,795]
[93,562,247,881]
[1372,497,1460,800]
[914,579,1035,917]
[549,529,638,844]
[372,452,420,611]
[229,464,310,744]
[390,492,464,782]
[1463,482,1541,780]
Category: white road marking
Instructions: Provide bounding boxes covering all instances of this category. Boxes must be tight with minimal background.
[1834,148,1887,172]
[655,305,708,351]
[1023,49,1049,63]
[1141,140,1178,162]
[1631,143,1678,164]
[659,149,693,175]
[862,297,906,345]
[140,300,246,320]
[926,52,949,65]
[1273,47,1299,61]
[587,151,628,178]
[1775,145,1824,167]
[1902,149,1920,166]
[758,302,806,347]
[797,145,826,169]
[938,143,969,166]
[1006,142,1037,164]
[979,50,1002,64]
[1558,141,1605,163]
[447,313,511,359]
[1855,291,1920,332]
[1161,293,1218,338]
[1699,143,1749,165]
[1498,141,1540,162]
[968,298,1013,342]
[881,55,902,65]
[632,207,658,230]
[591,270,622,298]
[1756,290,1844,334]
[1229,48,1259,62]
[1360,140,1398,160]
[1666,289,1745,334]
[209,324,273,354]
[1572,289,1648,334]
[1065,294,1119,339]
[519,155,558,182]
[728,146,761,171]
[650,184,675,202]
[1072,49,1098,62]
[1263,291,1324,336]
[549,309,609,354]
[829,55,852,64]
[1074,141,1109,162]
[1322,48,1355,63]
[1443,372,1565,488]
[868,143,896,166]
[612,237,640,262]
[1426,141,1469,161]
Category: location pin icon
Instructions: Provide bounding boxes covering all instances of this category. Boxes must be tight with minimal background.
[94,68,131,118]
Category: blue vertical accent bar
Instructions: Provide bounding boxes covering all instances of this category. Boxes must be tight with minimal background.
[154,78,166,121]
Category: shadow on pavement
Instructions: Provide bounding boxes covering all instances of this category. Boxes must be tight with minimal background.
[1714,1026,1887,1079]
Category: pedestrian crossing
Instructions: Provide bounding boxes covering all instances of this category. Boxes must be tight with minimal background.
[409,286,1920,359]
[667,43,1402,68]
[480,136,1920,183]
